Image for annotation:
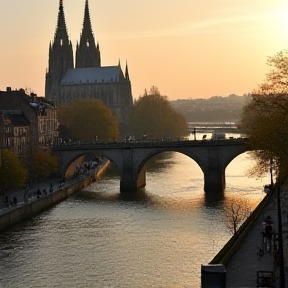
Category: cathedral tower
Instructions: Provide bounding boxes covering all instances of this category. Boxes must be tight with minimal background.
[76,0,101,68]
[45,0,74,101]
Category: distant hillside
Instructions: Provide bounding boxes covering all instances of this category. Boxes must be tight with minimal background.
[170,94,251,123]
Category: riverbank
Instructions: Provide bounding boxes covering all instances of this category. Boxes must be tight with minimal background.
[0,159,110,233]
[209,184,288,287]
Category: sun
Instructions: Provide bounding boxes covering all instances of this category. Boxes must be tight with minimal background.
[275,4,288,33]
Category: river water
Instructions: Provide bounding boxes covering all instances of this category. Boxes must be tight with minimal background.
[0,134,269,288]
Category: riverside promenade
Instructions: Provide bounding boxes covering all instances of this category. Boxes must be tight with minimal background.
[0,159,109,219]
[224,186,288,288]
[0,175,83,213]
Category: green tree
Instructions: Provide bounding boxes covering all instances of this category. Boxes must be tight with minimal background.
[58,100,119,142]
[0,149,27,194]
[31,148,58,182]
[129,86,188,139]
[240,50,288,181]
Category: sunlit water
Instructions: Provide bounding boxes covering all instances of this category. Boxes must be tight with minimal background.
[0,135,269,288]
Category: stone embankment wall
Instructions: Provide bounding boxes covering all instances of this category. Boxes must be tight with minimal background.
[0,160,110,233]
[209,192,272,265]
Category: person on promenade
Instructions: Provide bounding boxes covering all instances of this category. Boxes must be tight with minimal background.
[58,181,63,191]
[264,215,273,224]
[12,197,17,205]
[4,195,10,207]
[265,224,273,239]
[24,186,28,204]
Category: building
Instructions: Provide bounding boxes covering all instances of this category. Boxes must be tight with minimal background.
[45,0,133,126]
[0,88,59,159]
[0,110,30,159]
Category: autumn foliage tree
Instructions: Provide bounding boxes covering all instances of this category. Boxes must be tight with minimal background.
[31,148,58,182]
[57,100,119,142]
[239,50,288,181]
[129,86,188,139]
[0,149,27,193]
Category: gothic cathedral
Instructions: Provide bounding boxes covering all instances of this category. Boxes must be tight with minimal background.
[45,0,133,125]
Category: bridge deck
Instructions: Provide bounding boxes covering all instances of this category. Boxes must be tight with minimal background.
[54,138,248,150]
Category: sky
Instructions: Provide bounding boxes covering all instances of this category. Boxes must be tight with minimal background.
[0,0,288,100]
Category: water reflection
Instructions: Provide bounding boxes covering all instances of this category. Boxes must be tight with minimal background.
[0,146,268,288]
[204,191,225,207]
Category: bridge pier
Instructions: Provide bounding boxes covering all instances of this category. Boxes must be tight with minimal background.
[120,180,138,193]
[204,168,226,193]
[120,166,146,194]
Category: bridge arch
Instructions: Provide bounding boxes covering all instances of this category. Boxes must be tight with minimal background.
[60,150,124,180]
[136,148,206,176]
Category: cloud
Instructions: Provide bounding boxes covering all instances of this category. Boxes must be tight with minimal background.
[101,9,283,41]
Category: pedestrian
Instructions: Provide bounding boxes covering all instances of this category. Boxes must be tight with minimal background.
[24,187,28,204]
[5,195,9,207]
[13,197,17,205]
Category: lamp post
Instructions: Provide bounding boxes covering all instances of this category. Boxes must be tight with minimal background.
[192,128,196,141]
[277,184,285,287]
[270,157,274,187]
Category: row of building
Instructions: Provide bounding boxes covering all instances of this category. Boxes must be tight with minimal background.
[0,0,133,160]
[0,88,58,161]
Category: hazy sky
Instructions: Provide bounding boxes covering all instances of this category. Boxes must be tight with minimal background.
[0,0,287,100]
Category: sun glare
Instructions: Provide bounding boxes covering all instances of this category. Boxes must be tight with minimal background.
[275,5,288,33]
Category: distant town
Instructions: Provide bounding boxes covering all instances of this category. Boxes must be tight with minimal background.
[171,94,251,123]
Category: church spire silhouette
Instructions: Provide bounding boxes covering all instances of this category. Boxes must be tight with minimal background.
[125,61,130,82]
[53,0,69,46]
[76,0,101,68]
[45,0,74,99]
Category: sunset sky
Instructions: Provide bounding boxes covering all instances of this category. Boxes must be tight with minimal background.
[0,0,287,100]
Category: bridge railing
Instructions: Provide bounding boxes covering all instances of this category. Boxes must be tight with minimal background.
[52,138,249,150]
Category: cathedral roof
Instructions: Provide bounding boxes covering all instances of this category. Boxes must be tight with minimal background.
[60,66,124,85]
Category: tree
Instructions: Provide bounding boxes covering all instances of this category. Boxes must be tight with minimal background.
[0,149,27,194]
[31,148,58,182]
[57,100,119,142]
[239,50,288,181]
[129,86,188,139]
[224,197,251,236]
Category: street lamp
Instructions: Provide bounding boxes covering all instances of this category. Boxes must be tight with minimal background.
[270,157,274,187]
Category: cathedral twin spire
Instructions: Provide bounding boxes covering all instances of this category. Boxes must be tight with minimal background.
[48,0,130,80]
[76,0,101,68]
[53,0,70,47]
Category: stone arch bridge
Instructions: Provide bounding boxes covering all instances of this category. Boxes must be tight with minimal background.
[52,139,250,194]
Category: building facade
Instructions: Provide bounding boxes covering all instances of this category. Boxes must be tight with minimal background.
[0,88,59,159]
[0,110,30,159]
[45,0,133,125]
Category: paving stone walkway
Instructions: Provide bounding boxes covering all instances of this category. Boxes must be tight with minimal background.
[225,191,283,287]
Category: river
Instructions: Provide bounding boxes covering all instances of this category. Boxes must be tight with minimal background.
[0,133,269,288]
